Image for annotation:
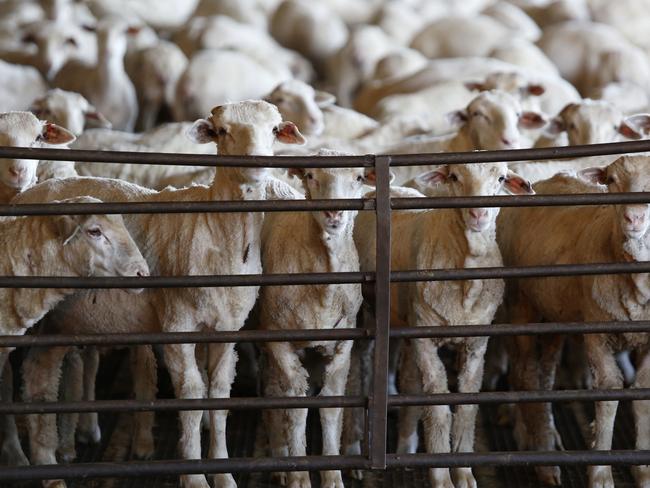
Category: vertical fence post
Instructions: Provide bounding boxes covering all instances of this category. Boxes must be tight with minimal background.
[369,155,391,469]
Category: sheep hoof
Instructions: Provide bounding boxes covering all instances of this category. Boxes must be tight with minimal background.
[43,480,67,488]
[180,474,210,488]
[396,431,418,455]
[535,465,561,486]
[77,425,101,444]
[57,446,77,463]
[452,468,477,488]
[634,465,650,488]
[348,468,364,480]
[212,473,237,488]
[270,471,288,486]
[320,470,343,488]
[589,466,614,488]
[429,468,454,488]
[1,440,29,466]
[287,471,311,488]
[131,435,155,460]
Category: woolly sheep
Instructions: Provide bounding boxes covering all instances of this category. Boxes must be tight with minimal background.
[382,90,547,184]
[0,196,148,474]
[260,151,370,488]
[353,163,533,488]
[13,100,306,488]
[497,156,650,487]
[192,0,278,29]
[53,17,138,131]
[482,1,542,41]
[30,89,111,136]
[84,0,199,30]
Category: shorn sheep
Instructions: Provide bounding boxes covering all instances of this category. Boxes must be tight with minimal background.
[260,150,370,488]
[13,100,306,488]
[498,155,650,488]
[0,196,149,472]
[354,163,533,488]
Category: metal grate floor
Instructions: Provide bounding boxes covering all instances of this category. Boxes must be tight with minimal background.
[0,349,640,488]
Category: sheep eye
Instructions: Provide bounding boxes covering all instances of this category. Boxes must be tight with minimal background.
[449,173,458,182]
[472,112,483,118]
[356,175,364,182]
[216,128,228,136]
[606,175,616,184]
[306,172,314,180]
[569,123,577,130]
[86,227,102,239]
[498,175,506,183]
[65,37,78,47]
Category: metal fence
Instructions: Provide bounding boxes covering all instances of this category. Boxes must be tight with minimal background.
[2,141,650,483]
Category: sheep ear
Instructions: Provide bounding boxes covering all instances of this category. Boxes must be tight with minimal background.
[275,121,306,145]
[504,171,534,195]
[524,84,545,97]
[126,26,142,36]
[363,168,395,186]
[287,168,306,179]
[446,110,468,128]
[54,215,83,246]
[85,108,112,129]
[314,90,336,108]
[41,122,75,145]
[518,111,547,129]
[186,119,216,144]
[619,114,650,140]
[464,81,485,92]
[545,116,566,135]
[578,166,608,185]
[415,166,449,186]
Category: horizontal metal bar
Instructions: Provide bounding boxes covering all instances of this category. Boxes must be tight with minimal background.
[388,139,650,166]
[2,198,374,216]
[4,387,649,416]
[4,139,650,169]
[3,450,650,481]
[0,395,366,415]
[0,328,369,348]
[392,191,650,210]
[0,146,376,168]
[0,320,648,349]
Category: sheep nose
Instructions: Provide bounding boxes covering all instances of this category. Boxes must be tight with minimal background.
[9,167,25,178]
[469,208,488,220]
[501,137,512,146]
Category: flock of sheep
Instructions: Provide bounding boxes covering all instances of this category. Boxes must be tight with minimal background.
[0,0,650,488]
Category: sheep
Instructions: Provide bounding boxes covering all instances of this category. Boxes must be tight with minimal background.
[264,79,379,139]
[516,0,591,28]
[172,49,292,122]
[497,155,650,487]
[589,0,650,53]
[270,0,349,75]
[382,90,547,184]
[72,123,216,190]
[53,17,138,131]
[538,21,650,96]
[488,38,560,76]
[0,196,148,473]
[260,150,368,488]
[482,1,542,41]
[0,60,48,113]
[84,0,200,30]
[591,81,650,115]
[125,40,188,131]
[172,15,314,82]
[370,49,429,82]
[13,99,307,488]
[371,1,427,46]
[353,163,533,488]
[0,111,75,204]
[511,101,650,182]
[192,0,279,29]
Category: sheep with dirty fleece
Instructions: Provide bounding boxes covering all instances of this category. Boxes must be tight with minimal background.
[13,99,306,488]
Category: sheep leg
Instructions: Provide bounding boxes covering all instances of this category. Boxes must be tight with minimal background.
[450,338,488,488]
[58,349,83,462]
[130,346,158,460]
[262,353,290,486]
[396,342,422,455]
[266,341,310,488]
[632,349,650,487]
[319,339,353,488]
[195,344,210,431]
[77,347,101,444]
[206,342,238,488]
[0,358,29,466]
[412,338,454,488]
[23,346,70,488]
[585,335,622,488]
[164,342,209,488]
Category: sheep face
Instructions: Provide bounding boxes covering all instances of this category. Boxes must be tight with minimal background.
[450,90,546,150]
[289,166,368,235]
[265,80,333,137]
[56,197,149,292]
[465,72,546,100]
[412,162,533,232]
[0,111,75,191]
[20,22,87,80]
[580,156,650,241]
[546,100,650,145]
[187,100,305,181]
[30,89,111,136]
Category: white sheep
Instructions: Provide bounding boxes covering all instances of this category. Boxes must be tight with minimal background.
[497,155,650,487]
[30,89,111,136]
[13,99,306,488]
[591,81,650,115]
[84,0,199,30]
[193,0,280,28]
[0,111,75,203]
[0,196,148,473]
[482,1,542,41]
[260,150,368,488]
[382,90,547,184]
[72,122,216,190]
[173,49,292,122]
[488,38,560,76]
[371,1,427,46]
[53,17,138,131]
[354,163,533,488]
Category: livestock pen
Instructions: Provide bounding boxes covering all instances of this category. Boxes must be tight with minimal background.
[1,141,650,488]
